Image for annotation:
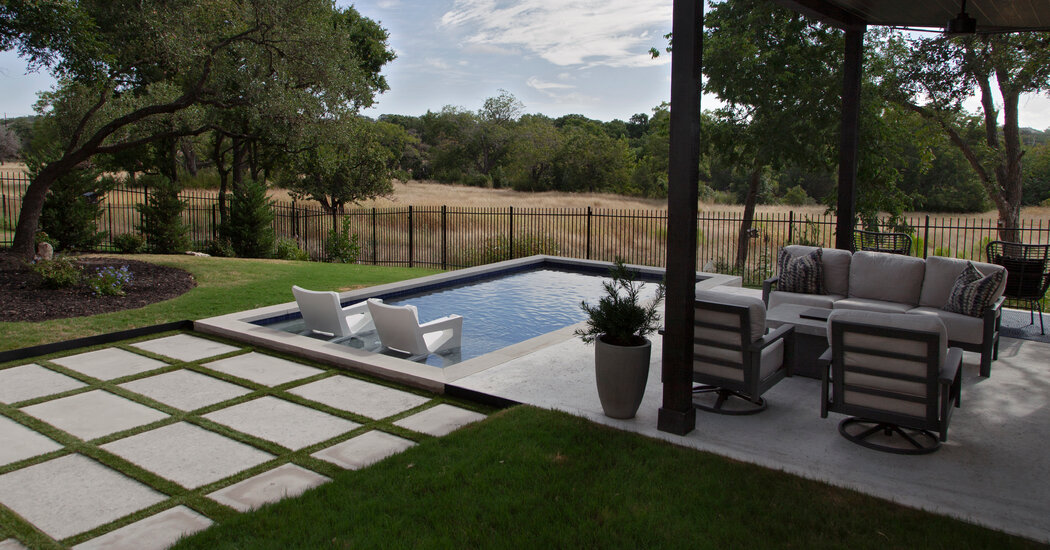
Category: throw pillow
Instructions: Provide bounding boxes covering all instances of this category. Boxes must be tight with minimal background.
[943,262,1005,317]
[777,248,826,295]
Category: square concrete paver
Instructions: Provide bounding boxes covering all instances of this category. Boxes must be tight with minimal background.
[394,404,486,437]
[202,353,323,387]
[131,334,240,362]
[0,454,166,540]
[0,364,87,404]
[119,370,252,411]
[21,390,168,441]
[51,348,168,381]
[0,415,63,467]
[203,396,359,450]
[207,464,329,512]
[289,376,431,419]
[101,422,273,489]
[72,506,212,550]
[0,539,28,550]
[311,430,416,470]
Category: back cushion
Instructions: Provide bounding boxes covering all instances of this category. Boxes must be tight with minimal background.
[920,255,1007,308]
[848,251,925,305]
[782,245,851,296]
[695,290,766,343]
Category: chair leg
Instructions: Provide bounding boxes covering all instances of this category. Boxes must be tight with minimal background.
[692,385,767,415]
[838,418,940,455]
[1039,300,1045,336]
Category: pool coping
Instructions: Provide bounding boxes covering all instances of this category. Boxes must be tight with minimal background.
[194,255,741,392]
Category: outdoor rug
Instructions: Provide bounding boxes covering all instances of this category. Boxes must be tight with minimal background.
[999,308,1050,344]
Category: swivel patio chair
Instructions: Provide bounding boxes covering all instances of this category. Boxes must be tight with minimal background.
[366,299,463,361]
[692,290,793,415]
[820,310,962,454]
[292,286,375,342]
[852,229,912,255]
[986,240,1050,335]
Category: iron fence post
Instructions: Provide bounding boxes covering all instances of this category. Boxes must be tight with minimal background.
[923,215,930,259]
[586,206,592,259]
[442,205,447,270]
[508,206,514,261]
[408,205,414,268]
[788,210,794,244]
[371,207,377,265]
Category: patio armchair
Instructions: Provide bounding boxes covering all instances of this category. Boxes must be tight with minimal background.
[820,309,962,454]
[852,229,912,255]
[692,290,794,414]
[366,299,463,361]
[292,286,375,342]
[986,240,1050,335]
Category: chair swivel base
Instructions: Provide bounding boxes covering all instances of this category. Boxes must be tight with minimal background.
[838,417,940,455]
[692,385,766,415]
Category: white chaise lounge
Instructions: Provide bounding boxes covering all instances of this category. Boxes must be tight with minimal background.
[292,285,375,341]
[366,299,463,361]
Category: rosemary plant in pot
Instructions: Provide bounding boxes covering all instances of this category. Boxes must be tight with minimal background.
[576,260,665,419]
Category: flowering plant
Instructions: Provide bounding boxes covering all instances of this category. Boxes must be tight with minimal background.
[88,266,133,296]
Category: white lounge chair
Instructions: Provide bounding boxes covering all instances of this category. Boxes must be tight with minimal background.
[292,286,375,341]
[366,299,463,360]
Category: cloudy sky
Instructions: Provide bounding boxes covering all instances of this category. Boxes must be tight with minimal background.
[1,0,1049,129]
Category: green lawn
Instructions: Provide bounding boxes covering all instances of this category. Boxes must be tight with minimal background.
[0,254,437,351]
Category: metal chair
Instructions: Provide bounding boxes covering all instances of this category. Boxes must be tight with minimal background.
[986,241,1050,335]
[852,229,912,255]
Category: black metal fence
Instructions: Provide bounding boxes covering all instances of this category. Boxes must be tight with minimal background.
[3,171,1050,286]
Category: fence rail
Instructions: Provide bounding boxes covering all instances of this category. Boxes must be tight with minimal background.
[3,173,1050,287]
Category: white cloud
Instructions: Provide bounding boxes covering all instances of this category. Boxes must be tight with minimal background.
[526,76,597,105]
[441,0,672,68]
[526,76,574,92]
[424,57,452,70]
[376,0,401,8]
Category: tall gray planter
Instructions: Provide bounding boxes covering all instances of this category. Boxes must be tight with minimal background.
[594,335,652,419]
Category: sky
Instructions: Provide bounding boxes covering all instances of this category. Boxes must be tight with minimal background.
[1,0,1049,129]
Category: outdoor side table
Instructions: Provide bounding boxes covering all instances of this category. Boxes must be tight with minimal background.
[766,304,831,379]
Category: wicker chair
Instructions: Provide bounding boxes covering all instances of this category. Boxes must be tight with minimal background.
[986,240,1050,335]
[852,229,912,255]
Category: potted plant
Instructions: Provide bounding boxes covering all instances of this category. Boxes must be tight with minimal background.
[576,260,665,419]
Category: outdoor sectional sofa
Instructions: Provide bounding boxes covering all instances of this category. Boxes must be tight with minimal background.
[762,245,1007,377]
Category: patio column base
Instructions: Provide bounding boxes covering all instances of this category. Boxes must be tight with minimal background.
[658,406,695,435]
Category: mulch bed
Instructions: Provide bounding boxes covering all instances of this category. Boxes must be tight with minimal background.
[0,254,197,323]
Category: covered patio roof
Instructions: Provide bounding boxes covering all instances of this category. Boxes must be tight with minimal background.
[777,0,1050,32]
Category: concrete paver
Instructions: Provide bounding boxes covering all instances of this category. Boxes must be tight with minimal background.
[101,422,273,489]
[289,376,430,419]
[311,430,416,470]
[71,506,212,550]
[0,364,86,404]
[207,464,330,512]
[0,415,62,467]
[119,370,252,411]
[51,348,167,381]
[202,352,323,387]
[21,390,168,441]
[203,396,360,450]
[130,334,241,362]
[393,404,486,437]
[0,454,166,540]
[0,538,28,550]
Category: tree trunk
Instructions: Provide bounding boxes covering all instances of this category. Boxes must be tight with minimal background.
[9,156,86,258]
[213,133,230,228]
[179,138,198,176]
[232,137,247,192]
[735,166,762,272]
[995,80,1024,243]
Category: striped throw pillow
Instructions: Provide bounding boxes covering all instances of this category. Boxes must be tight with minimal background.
[943,262,1004,317]
[777,248,826,295]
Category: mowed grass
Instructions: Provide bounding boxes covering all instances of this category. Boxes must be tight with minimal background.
[171,406,1039,550]
[0,254,437,351]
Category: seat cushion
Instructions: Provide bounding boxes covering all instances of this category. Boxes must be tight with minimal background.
[907,307,985,345]
[777,248,825,294]
[781,245,851,296]
[694,338,784,383]
[768,291,842,310]
[920,256,1006,308]
[848,251,926,305]
[832,298,912,314]
[943,262,1006,318]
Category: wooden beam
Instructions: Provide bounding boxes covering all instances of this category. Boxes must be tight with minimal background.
[658,0,701,436]
[773,0,866,30]
[835,26,864,251]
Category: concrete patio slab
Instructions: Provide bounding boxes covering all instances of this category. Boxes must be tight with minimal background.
[130,334,241,362]
[0,415,63,467]
[119,370,252,411]
[51,348,167,381]
[72,506,212,550]
[0,364,87,404]
[207,464,330,512]
[203,396,359,450]
[393,404,486,437]
[100,422,273,489]
[202,352,323,387]
[0,539,28,550]
[288,376,430,419]
[311,430,416,470]
[0,454,166,540]
[21,390,168,441]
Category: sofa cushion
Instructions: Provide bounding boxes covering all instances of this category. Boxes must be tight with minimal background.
[777,248,825,294]
[782,245,851,296]
[833,298,912,314]
[695,290,766,343]
[906,307,985,345]
[920,256,1007,308]
[943,262,1006,318]
[848,251,926,305]
[768,291,842,310]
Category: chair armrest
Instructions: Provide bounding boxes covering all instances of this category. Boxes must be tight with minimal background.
[751,324,792,351]
[420,314,463,332]
[340,300,371,316]
[818,348,832,364]
[940,347,963,386]
[762,276,779,305]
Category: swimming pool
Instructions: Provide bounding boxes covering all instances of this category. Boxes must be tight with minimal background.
[195,256,741,391]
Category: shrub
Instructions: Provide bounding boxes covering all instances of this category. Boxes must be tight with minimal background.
[113,233,145,254]
[464,233,560,266]
[224,179,275,258]
[205,238,235,258]
[326,218,361,263]
[138,176,190,254]
[275,237,310,261]
[933,246,952,257]
[30,256,82,289]
[781,185,812,206]
[38,168,113,251]
[87,265,133,296]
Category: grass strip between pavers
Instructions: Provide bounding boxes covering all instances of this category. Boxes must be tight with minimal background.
[0,331,492,549]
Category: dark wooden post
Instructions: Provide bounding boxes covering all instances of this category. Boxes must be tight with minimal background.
[835,25,865,251]
[659,0,702,436]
